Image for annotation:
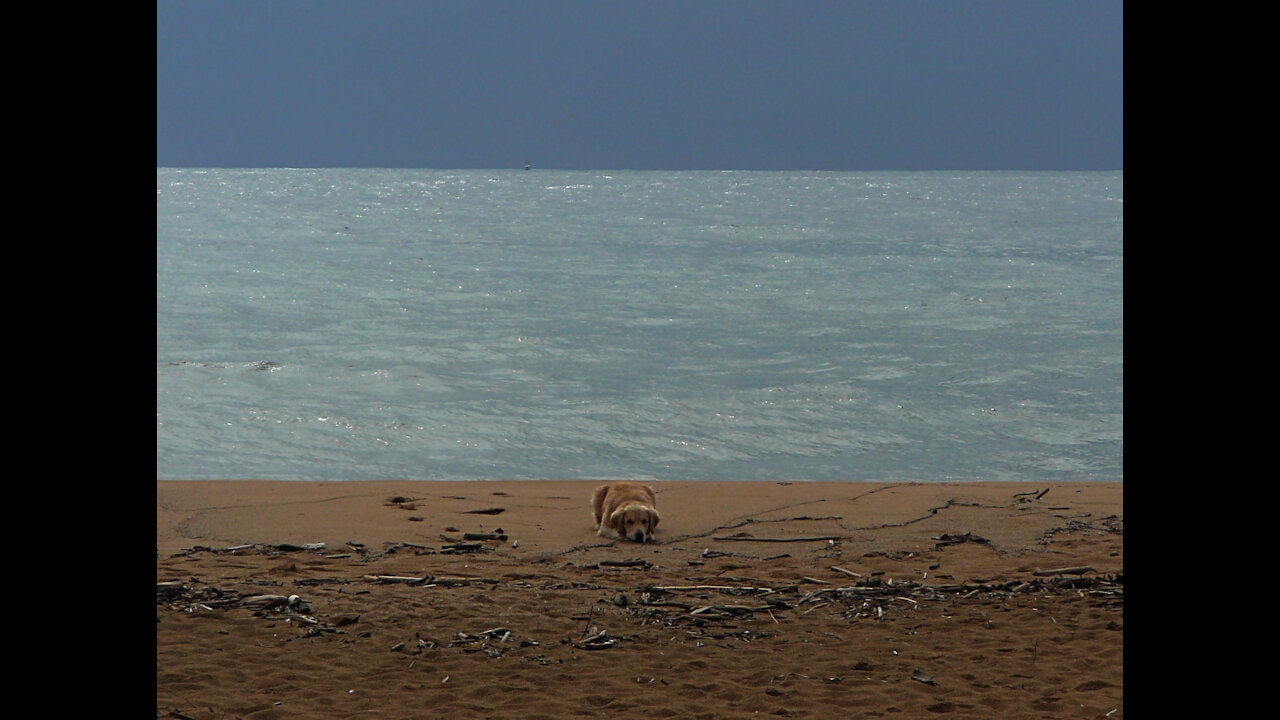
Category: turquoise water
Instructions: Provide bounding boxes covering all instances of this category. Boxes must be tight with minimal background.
[157,169,1122,482]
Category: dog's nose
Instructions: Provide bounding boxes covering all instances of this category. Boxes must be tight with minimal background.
[632,531,646,542]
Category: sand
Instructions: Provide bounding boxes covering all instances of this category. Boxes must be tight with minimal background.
[157,480,1123,719]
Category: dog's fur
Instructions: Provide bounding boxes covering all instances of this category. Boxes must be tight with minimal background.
[591,481,659,543]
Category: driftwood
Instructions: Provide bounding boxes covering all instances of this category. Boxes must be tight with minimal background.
[600,559,652,568]
[431,576,498,587]
[1013,487,1051,501]
[650,584,773,593]
[365,574,429,584]
[931,532,990,548]
[363,574,497,587]
[443,626,533,657]
[271,542,327,552]
[911,669,939,686]
[169,541,328,558]
[629,570,1123,629]
[711,532,839,538]
[1032,566,1095,576]
[690,604,775,615]
[157,582,328,635]
[574,629,624,650]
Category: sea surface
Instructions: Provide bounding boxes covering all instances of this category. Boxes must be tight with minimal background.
[157,169,1122,483]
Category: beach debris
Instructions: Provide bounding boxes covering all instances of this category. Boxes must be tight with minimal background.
[363,574,497,587]
[385,496,422,506]
[627,570,1123,628]
[574,629,624,650]
[712,534,843,543]
[911,669,939,686]
[1013,487,1051,502]
[572,558,655,570]
[930,532,990,549]
[462,507,505,515]
[1037,514,1123,545]
[240,593,306,610]
[445,627,531,657]
[168,542,331,558]
[157,581,335,635]
[601,559,653,569]
[366,574,431,584]
[1032,566,1095,576]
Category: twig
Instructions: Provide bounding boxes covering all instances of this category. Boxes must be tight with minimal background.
[712,535,841,542]
[648,585,772,593]
[690,604,774,615]
[365,574,429,584]
[1031,566,1094,576]
[429,576,498,587]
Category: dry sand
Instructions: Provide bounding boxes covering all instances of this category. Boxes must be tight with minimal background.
[157,480,1122,719]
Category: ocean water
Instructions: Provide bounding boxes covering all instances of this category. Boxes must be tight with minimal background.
[157,169,1122,483]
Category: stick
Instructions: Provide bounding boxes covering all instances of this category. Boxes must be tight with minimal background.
[429,576,497,586]
[365,574,430,584]
[712,535,841,542]
[830,566,862,578]
[690,604,774,614]
[1031,566,1094,576]
[648,585,772,593]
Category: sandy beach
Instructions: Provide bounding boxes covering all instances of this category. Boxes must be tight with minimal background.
[157,480,1122,719]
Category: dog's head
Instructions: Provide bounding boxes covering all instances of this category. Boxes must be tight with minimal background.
[609,502,660,543]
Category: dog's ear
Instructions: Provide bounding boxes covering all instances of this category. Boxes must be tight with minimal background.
[609,507,627,536]
[647,507,660,531]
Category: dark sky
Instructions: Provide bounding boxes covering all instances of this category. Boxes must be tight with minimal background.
[156,0,1123,170]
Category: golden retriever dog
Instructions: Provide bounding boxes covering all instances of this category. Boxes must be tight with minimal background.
[592,481,660,543]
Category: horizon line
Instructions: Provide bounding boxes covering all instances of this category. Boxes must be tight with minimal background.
[157,165,1123,172]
